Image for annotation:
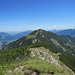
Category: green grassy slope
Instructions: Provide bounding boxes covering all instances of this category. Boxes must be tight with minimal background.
[0,43,75,75]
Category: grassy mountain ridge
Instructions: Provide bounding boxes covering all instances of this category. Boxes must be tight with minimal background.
[3,29,75,56]
[0,43,75,75]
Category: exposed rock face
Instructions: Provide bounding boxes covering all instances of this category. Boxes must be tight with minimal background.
[29,47,75,75]
[32,39,41,44]
[8,65,24,73]
[15,57,21,61]
[30,47,60,67]
[32,39,38,44]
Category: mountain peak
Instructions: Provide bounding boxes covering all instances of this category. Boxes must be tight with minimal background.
[3,29,75,56]
[37,29,45,31]
[0,32,10,36]
[34,29,46,34]
[3,29,55,50]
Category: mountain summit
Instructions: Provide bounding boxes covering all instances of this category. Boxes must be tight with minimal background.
[3,29,59,50]
[3,29,75,56]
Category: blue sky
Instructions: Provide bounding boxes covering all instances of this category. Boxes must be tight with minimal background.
[0,0,75,31]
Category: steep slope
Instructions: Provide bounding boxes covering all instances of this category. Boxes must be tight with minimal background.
[3,29,75,56]
[56,29,75,36]
[0,45,74,75]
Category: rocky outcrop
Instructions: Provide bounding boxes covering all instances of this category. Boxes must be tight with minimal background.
[30,47,60,67]
[32,39,41,44]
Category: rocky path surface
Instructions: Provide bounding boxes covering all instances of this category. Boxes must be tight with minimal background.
[8,65,24,73]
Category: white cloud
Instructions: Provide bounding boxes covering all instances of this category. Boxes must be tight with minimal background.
[53,26,56,28]
[47,28,51,30]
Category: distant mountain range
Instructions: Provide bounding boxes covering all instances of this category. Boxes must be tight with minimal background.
[0,30,33,49]
[0,32,10,36]
[1,29,75,49]
[55,29,75,36]
[0,29,75,42]
[13,30,33,40]
[49,29,62,33]
[0,30,33,41]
